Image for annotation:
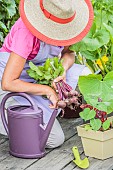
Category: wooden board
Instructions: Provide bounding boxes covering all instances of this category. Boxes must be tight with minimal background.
[1,117,113,170]
[0,118,82,170]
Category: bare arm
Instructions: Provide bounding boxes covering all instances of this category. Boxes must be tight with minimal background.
[2,52,58,108]
[53,46,75,88]
[61,46,75,71]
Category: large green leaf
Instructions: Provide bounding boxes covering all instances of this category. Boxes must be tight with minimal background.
[84,97,113,113]
[6,0,16,17]
[103,23,113,42]
[70,23,110,53]
[78,71,113,106]
[81,50,98,60]
[82,28,110,51]
[69,41,87,53]
[78,74,102,96]
[94,10,109,29]
[79,71,113,100]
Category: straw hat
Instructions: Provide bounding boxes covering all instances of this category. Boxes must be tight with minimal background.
[19,0,94,46]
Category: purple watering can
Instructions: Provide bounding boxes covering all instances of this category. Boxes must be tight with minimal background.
[0,92,58,158]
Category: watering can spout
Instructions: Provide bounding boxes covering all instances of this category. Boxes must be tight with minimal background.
[40,109,58,150]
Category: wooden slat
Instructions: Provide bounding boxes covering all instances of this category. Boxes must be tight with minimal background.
[71,150,113,170]
[62,163,76,170]
[1,117,113,170]
[0,134,8,145]
[0,118,82,170]
[25,135,81,170]
[108,165,113,170]
[84,157,113,170]
[62,152,85,170]
[0,141,9,162]
[59,118,83,140]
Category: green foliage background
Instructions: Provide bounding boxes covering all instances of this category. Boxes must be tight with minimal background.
[0,0,19,47]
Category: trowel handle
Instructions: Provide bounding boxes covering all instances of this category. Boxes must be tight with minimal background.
[0,92,38,135]
[72,146,81,161]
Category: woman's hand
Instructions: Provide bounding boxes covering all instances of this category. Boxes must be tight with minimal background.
[52,71,66,90]
[46,87,59,109]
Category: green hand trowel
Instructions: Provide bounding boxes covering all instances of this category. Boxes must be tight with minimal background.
[72,146,89,169]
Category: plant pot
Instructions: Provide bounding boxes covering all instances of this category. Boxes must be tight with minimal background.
[59,95,83,119]
[59,106,82,119]
[77,116,113,160]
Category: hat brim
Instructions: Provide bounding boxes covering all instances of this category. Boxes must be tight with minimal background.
[19,0,94,46]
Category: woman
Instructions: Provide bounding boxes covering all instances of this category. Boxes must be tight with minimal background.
[0,0,93,148]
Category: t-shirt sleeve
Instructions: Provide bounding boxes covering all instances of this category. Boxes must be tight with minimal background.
[10,28,34,59]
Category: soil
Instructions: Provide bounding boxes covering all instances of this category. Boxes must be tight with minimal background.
[59,105,82,119]
[59,95,83,119]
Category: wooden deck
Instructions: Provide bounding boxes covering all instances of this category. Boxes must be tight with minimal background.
[0,117,113,170]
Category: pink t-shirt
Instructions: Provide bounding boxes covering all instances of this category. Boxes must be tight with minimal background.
[0,18,40,60]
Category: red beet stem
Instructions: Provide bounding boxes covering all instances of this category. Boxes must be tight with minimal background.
[60,80,73,91]
[56,82,63,100]
[57,82,68,99]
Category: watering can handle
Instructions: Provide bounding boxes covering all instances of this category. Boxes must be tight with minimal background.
[0,92,38,135]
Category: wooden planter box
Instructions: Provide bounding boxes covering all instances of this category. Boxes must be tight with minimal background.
[77,117,113,160]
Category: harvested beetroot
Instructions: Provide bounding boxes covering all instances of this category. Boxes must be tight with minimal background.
[56,80,81,116]
[57,100,67,109]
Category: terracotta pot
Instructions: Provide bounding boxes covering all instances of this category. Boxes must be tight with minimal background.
[77,116,113,160]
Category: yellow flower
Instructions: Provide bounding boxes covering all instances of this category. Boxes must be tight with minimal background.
[96,55,109,67]
[102,55,109,62]
[96,59,102,66]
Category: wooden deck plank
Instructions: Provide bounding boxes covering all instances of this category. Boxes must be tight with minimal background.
[0,141,9,162]
[85,157,113,170]
[0,134,8,145]
[1,117,113,170]
[62,163,75,170]
[108,165,113,170]
[58,118,83,140]
[61,141,113,170]
[72,153,113,170]
[0,118,82,170]
[25,135,82,170]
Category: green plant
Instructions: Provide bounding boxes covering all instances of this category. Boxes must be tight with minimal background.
[27,58,80,111]
[78,71,113,131]
[0,0,19,47]
[27,57,65,86]
[70,0,113,76]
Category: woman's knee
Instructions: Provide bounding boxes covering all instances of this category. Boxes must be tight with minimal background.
[46,119,65,148]
[46,130,65,148]
[53,130,65,148]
